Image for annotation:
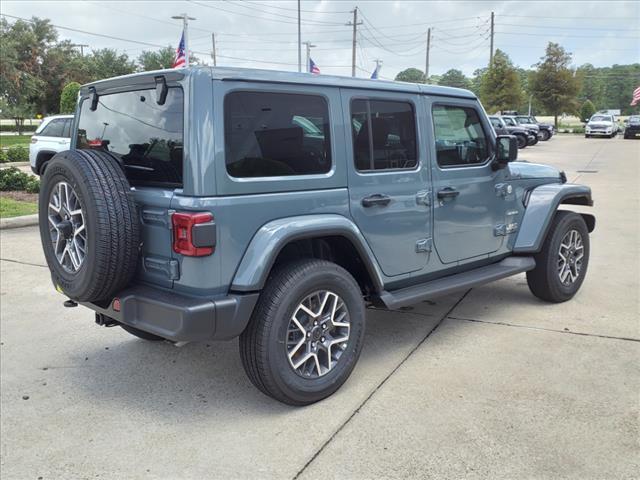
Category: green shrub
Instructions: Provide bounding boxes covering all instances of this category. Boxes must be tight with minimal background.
[0,167,40,193]
[0,124,38,133]
[60,82,81,114]
[6,146,29,162]
[0,150,8,164]
[579,100,596,123]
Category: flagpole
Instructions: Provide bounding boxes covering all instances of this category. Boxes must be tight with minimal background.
[172,13,196,66]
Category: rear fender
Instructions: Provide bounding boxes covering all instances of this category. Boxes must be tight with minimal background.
[513,183,594,253]
[231,214,384,293]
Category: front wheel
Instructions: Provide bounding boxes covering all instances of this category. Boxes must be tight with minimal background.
[239,259,366,405]
[516,134,527,149]
[527,211,590,303]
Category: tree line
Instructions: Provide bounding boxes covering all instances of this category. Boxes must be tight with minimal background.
[396,45,639,125]
[1,16,639,129]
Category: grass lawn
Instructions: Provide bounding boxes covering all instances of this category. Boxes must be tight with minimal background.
[0,135,32,149]
[0,197,38,218]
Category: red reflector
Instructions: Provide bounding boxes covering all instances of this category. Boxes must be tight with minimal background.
[112,298,121,312]
[172,212,214,257]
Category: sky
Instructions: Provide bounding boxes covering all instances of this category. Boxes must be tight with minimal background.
[2,0,639,79]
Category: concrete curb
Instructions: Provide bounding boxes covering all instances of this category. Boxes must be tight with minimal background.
[0,162,30,168]
[0,214,38,230]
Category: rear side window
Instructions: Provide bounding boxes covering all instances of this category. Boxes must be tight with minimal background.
[432,105,491,167]
[76,87,184,187]
[224,91,332,178]
[351,99,417,172]
[40,119,66,137]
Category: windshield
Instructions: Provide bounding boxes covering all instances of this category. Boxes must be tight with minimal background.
[515,117,531,124]
[502,117,516,126]
[590,115,612,123]
[76,87,184,187]
[628,116,640,124]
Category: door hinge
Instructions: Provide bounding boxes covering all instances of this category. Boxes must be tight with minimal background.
[416,190,431,207]
[416,238,433,253]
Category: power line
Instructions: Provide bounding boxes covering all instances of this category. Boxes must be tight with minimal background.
[497,31,640,39]
[232,0,351,14]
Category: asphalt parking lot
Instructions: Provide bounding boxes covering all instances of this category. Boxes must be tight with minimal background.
[1,135,638,479]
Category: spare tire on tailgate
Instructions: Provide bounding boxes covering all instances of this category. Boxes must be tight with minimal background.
[38,149,140,302]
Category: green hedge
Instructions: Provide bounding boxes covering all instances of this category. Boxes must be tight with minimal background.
[0,167,40,193]
[4,146,29,162]
[0,124,38,133]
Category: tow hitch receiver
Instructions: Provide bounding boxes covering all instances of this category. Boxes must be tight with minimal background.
[95,313,119,327]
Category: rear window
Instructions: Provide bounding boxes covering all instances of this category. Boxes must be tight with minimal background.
[76,87,184,187]
[39,118,66,137]
[224,91,332,178]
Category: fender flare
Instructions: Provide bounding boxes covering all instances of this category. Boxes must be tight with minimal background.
[35,150,58,174]
[230,214,385,293]
[513,183,595,253]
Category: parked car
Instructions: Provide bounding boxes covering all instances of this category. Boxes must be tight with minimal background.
[518,115,554,141]
[488,115,534,148]
[585,114,619,138]
[501,111,554,141]
[501,115,539,145]
[37,67,595,405]
[623,115,640,139]
[29,114,74,174]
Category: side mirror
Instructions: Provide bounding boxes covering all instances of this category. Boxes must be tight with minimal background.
[155,76,168,105]
[495,135,518,168]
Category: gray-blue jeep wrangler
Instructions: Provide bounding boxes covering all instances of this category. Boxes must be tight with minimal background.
[37,67,594,405]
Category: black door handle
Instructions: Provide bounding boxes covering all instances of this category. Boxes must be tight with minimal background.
[437,187,460,199]
[362,194,391,207]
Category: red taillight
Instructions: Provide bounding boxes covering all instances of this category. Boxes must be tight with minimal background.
[172,212,214,257]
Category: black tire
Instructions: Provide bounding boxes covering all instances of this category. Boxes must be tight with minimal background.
[239,259,366,405]
[515,134,527,149]
[527,211,590,303]
[585,134,590,138]
[528,135,539,146]
[38,149,140,302]
[120,324,165,341]
[540,129,550,141]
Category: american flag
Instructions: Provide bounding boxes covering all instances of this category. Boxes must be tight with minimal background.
[173,31,186,68]
[309,58,320,75]
[370,65,380,79]
[631,86,640,106]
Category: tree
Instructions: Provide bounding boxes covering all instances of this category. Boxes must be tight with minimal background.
[138,46,176,71]
[438,69,471,90]
[469,68,486,97]
[579,100,596,122]
[395,68,426,83]
[59,82,81,114]
[529,42,581,127]
[480,50,523,113]
[86,49,136,80]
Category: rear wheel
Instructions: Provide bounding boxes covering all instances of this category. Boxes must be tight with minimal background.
[528,135,539,146]
[239,259,365,405]
[527,211,590,303]
[540,130,550,141]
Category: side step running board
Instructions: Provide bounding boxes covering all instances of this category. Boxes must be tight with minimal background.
[378,257,536,310]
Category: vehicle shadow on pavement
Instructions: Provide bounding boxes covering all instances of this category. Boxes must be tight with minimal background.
[60,303,448,416]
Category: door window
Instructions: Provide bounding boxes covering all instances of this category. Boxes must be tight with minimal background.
[224,91,331,178]
[432,105,491,167]
[39,119,65,137]
[351,99,417,172]
[489,117,502,129]
[62,119,72,138]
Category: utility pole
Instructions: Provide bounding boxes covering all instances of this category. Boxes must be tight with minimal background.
[347,7,362,77]
[70,43,89,56]
[297,0,302,72]
[303,41,316,72]
[489,11,494,67]
[425,28,431,81]
[211,33,217,67]
[171,13,196,66]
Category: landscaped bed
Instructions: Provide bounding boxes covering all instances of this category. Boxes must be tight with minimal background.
[0,192,38,218]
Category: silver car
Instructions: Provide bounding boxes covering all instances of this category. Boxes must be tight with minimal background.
[585,114,618,138]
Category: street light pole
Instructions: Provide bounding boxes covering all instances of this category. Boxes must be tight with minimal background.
[297,0,302,72]
[171,13,196,66]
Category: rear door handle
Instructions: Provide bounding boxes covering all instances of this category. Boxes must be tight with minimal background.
[361,194,391,208]
[437,187,460,199]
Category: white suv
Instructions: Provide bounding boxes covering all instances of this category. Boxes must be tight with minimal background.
[29,115,74,174]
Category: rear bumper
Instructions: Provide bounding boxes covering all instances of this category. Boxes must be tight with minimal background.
[82,285,259,341]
